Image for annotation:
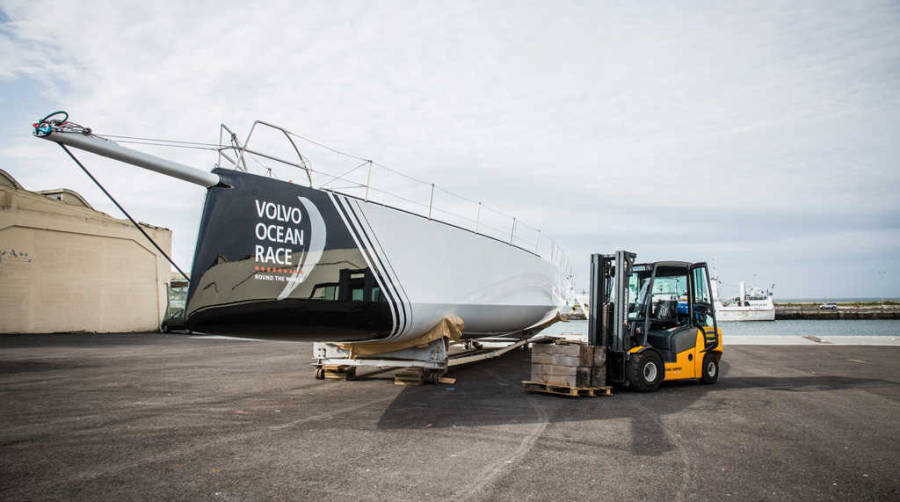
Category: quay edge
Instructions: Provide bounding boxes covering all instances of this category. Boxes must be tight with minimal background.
[775,304,900,320]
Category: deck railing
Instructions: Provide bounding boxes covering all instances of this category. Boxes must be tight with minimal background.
[216,120,572,278]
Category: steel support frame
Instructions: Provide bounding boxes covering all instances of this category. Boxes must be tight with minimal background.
[314,338,449,371]
[313,330,539,375]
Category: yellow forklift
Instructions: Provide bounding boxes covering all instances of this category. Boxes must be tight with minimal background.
[588,251,723,392]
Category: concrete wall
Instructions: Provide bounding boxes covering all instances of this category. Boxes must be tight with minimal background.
[0,185,172,333]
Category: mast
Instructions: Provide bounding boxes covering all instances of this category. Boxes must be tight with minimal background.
[710,258,721,304]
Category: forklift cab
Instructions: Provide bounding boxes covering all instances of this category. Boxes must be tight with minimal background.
[589,251,723,392]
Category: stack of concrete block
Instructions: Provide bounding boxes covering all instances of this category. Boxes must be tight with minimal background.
[530,342,606,388]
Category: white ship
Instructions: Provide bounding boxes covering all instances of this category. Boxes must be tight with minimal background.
[712,276,775,322]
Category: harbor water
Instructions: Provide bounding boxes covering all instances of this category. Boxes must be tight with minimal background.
[543,319,900,338]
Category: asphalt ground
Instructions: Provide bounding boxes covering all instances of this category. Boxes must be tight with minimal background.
[0,334,898,501]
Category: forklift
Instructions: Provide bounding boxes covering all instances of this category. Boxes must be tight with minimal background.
[588,251,723,392]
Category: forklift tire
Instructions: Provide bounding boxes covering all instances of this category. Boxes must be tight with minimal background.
[701,353,719,384]
[627,351,664,392]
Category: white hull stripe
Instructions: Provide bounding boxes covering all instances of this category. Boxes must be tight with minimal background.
[326,192,402,337]
[339,196,409,339]
[348,198,414,338]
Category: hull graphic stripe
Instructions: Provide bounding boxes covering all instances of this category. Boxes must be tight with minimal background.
[333,193,406,338]
[350,198,414,338]
[326,192,400,336]
[342,200,407,338]
[330,193,401,337]
[340,196,408,338]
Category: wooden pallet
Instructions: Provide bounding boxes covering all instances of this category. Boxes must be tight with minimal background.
[393,369,454,386]
[394,368,425,386]
[522,380,612,398]
[323,365,356,380]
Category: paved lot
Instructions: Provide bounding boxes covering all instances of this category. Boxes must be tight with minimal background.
[1,334,898,501]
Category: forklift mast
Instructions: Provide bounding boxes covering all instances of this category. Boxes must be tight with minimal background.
[588,251,635,385]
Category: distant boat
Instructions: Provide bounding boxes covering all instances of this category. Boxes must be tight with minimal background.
[713,277,775,322]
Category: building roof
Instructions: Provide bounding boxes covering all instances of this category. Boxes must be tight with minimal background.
[3,169,94,209]
[0,168,169,231]
[0,169,24,190]
[35,189,94,209]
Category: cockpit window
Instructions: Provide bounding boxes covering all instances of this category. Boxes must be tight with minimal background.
[692,266,711,304]
[628,266,691,329]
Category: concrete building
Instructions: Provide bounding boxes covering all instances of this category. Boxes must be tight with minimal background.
[0,169,173,333]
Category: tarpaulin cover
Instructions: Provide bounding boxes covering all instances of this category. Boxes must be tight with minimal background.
[529,312,566,333]
[337,316,465,358]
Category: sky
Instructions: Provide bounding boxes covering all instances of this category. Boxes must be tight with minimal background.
[1,1,898,299]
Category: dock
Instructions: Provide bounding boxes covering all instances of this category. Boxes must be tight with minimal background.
[776,303,900,320]
[1,333,898,500]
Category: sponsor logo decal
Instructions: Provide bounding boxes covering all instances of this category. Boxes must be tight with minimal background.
[253,199,304,266]
[250,196,327,300]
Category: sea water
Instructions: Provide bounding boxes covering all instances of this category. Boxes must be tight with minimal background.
[541,319,900,338]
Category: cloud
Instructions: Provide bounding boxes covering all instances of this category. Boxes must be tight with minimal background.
[1,1,899,297]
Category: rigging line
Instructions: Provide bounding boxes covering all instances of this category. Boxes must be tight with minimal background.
[247,152,274,171]
[242,152,362,186]
[365,185,431,209]
[377,164,510,221]
[434,184,478,205]
[108,140,221,151]
[477,202,516,219]
[514,220,541,232]
[93,133,221,148]
[248,155,279,179]
[370,161,432,186]
[283,129,433,186]
[57,144,191,282]
[429,205,483,227]
[318,160,371,189]
[363,184,510,237]
[283,130,371,163]
[249,126,511,222]
[93,129,493,214]
[92,127,542,245]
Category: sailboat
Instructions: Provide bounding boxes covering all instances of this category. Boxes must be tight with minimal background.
[34,113,570,342]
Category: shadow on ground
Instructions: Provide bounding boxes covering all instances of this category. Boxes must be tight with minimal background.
[372,348,895,456]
